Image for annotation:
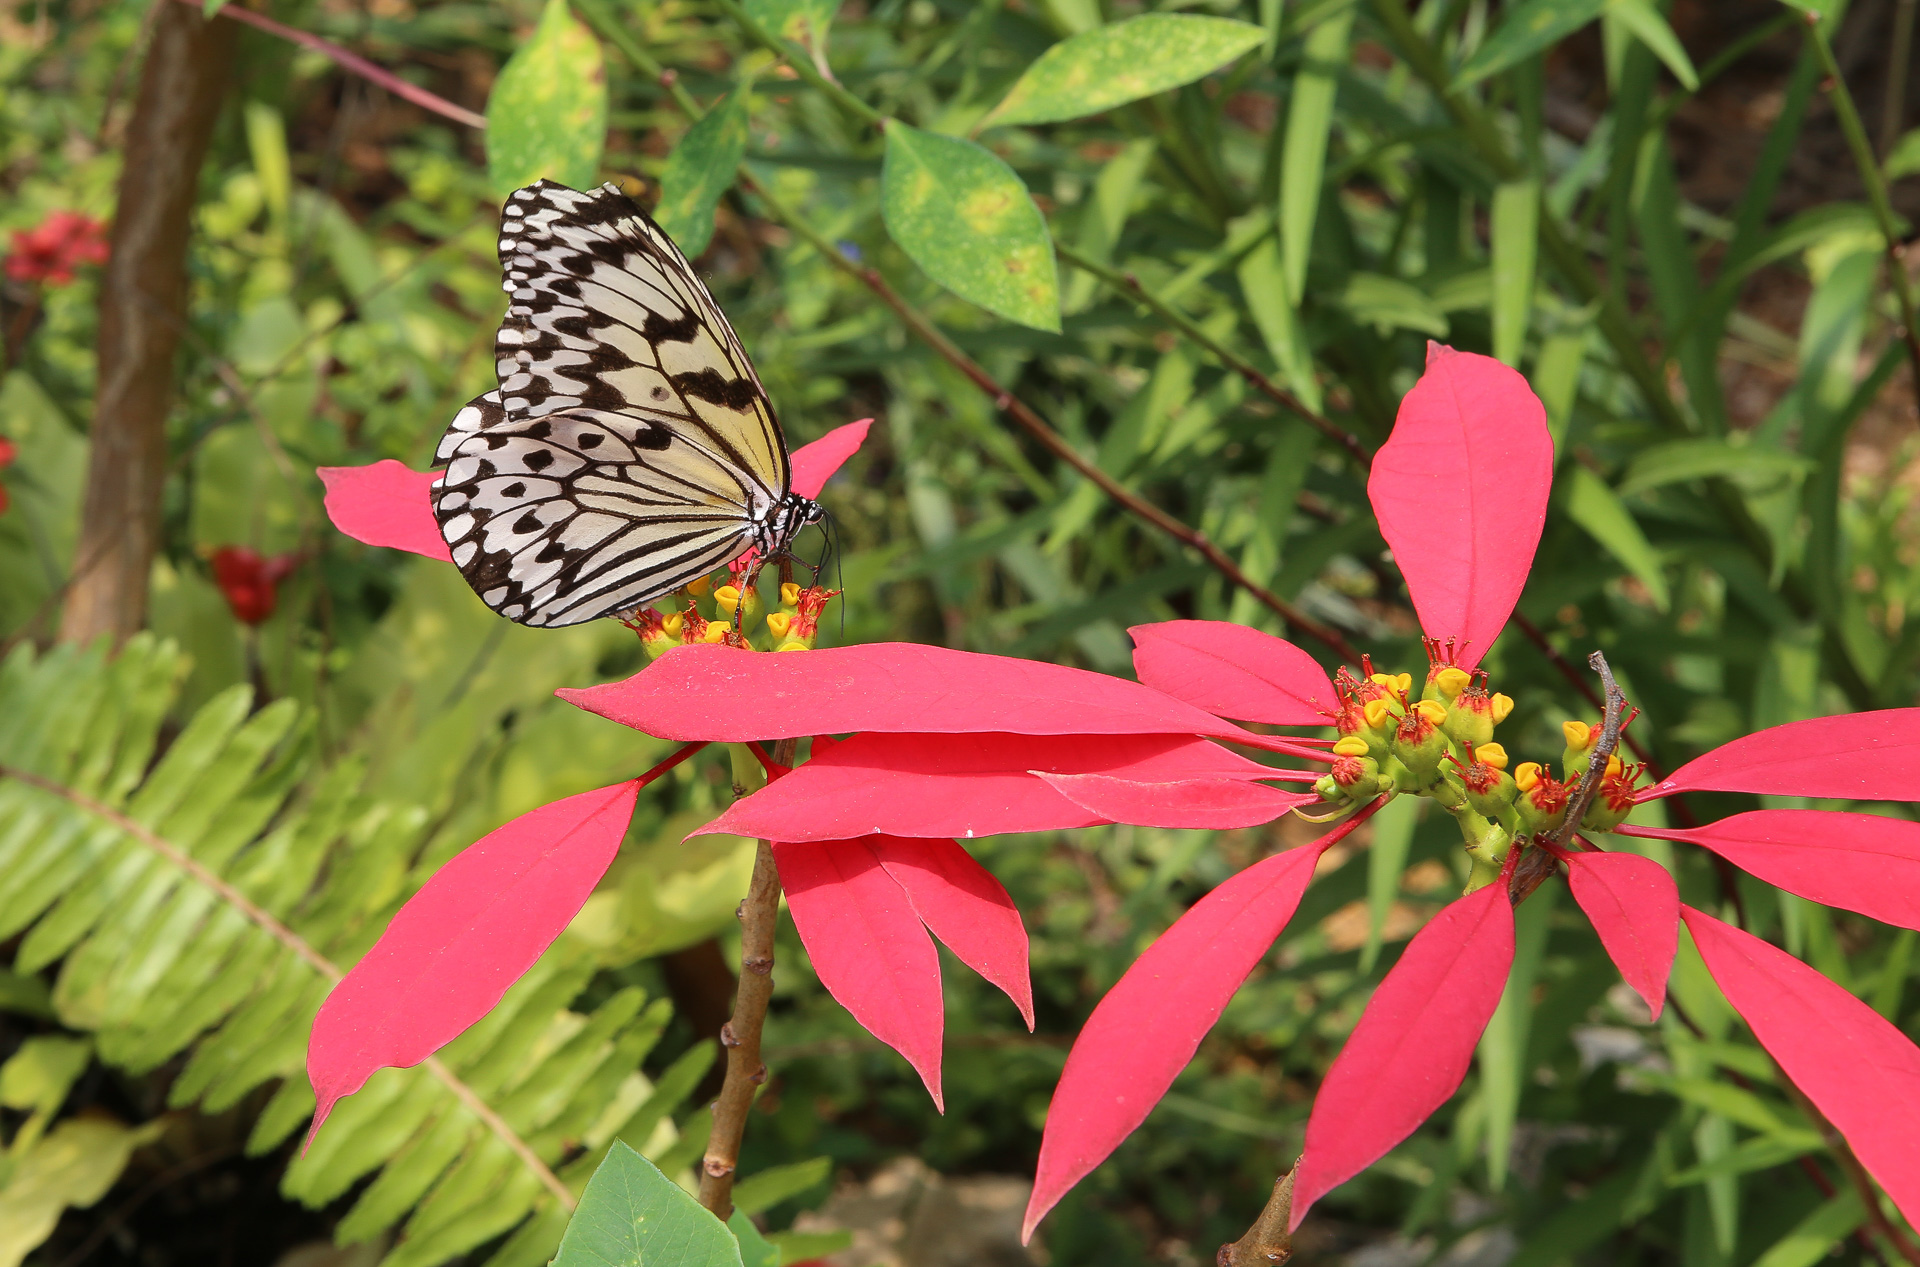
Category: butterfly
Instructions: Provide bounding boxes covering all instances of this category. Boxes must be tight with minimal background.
[429,180,823,628]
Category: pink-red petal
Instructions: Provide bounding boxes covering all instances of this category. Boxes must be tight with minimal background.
[316,462,452,561]
[1564,850,1678,1018]
[870,836,1034,1030]
[559,643,1260,744]
[790,419,872,499]
[775,838,945,1108]
[1623,810,1920,931]
[1128,620,1337,726]
[1366,344,1552,669]
[1038,773,1318,829]
[1682,905,1920,1227]
[1023,836,1338,1241]
[1641,710,1920,802]
[306,779,641,1141]
[699,732,1281,842]
[1291,882,1516,1228]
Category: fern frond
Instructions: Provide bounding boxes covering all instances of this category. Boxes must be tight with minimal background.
[0,637,709,1267]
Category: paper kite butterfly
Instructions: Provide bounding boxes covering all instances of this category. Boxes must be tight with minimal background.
[429,180,823,628]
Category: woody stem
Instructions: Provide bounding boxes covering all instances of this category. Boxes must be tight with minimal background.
[698,735,796,1219]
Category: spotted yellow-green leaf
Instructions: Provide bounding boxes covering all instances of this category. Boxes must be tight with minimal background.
[881,123,1060,332]
[746,0,836,50]
[982,14,1265,128]
[486,0,608,196]
[654,84,752,258]
[550,1142,742,1267]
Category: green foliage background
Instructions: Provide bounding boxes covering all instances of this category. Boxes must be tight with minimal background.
[4,0,1920,1264]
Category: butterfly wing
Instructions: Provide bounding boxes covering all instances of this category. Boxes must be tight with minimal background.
[431,181,793,627]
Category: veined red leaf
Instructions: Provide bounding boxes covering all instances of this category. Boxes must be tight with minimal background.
[870,836,1034,1030]
[1641,710,1920,802]
[1128,620,1337,726]
[1623,810,1920,930]
[1366,343,1552,669]
[1024,834,1342,1241]
[1291,882,1516,1228]
[317,461,453,561]
[790,419,872,498]
[306,779,641,1140]
[774,838,945,1108]
[1565,850,1678,1018]
[559,643,1259,743]
[699,732,1279,842]
[1038,773,1318,829]
[1683,905,1920,1226]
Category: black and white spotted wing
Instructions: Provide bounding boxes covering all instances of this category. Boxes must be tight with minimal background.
[429,180,819,628]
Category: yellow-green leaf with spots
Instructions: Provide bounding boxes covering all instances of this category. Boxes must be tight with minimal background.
[745,0,836,51]
[881,123,1059,332]
[486,0,608,196]
[654,83,752,258]
[981,13,1265,129]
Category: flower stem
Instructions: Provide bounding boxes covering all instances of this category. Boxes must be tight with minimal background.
[1217,1159,1300,1266]
[698,736,796,1220]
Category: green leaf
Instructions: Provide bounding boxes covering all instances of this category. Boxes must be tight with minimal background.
[745,0,835,50]
[1533,329,1586,447]
[1279,7,1354,305]
[1338,272,1449,337]
[1886,128,1920,180]
[0,1037,90,1117]
[0,1118,164,1266]
[1490,180,1539,366]
[1457,0,1609,85]
[732,1157,831,1216]
[1618,440,1813,497]
[1478,886,1556,1189]
[767,1230,854,1265]
[1361,794,1418,972]
[486,0,609,196]
[880,123,1060,332]
[728,1210,779,1267]
[1605,0,1698,89]
[1237,238,1322,410]
[1750,1192,1865,1267]
[982,14,1265,128]
[552,1142,743,1267]
[653,84,752,258]
[1564,467,1671,610]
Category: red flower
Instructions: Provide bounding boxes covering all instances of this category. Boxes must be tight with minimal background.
[0,434,15,516]
[209,546,298,625]
[5,212,108,286]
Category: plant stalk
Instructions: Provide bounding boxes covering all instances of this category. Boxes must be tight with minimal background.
[698,735,796,1219]
[1218,1160,1300,1266]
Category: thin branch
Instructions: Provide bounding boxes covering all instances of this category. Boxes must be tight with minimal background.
[1808,17,1920,390]
[0,764,576,1211]
[698,736,797,1220]
[176,0,487,130]
[1052,241,1371,472]
[710,0,884,127]
[1218,1160,1300,1266]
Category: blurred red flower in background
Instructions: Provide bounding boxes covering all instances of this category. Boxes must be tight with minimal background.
[210,546,298,625]
[6,211,109,286]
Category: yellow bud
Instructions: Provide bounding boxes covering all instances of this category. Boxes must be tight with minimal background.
[1491,693,1515,724]
[1562,720,1595,750]
[1369,672,1398,690]
[684,575,712,597]
[780,582,801,608]
[714,584,742,614]
[1434,666,1471,699]
[661,612,685,637]
[1605,754,1624,778]
[1477,742,1509,771]
[775,640,810,652]
[1395,673,1413,696]
[1414,699,1448,726]
[766,611,793,640]
[699,622,729,644]
[1332,735,1371,757]
[1363,699,1397,730]
[1514,761,1542,791]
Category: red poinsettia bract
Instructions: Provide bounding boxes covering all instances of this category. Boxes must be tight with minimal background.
[209,546,298,625]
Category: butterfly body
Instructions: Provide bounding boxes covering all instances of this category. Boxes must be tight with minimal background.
[430,180,821,628]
